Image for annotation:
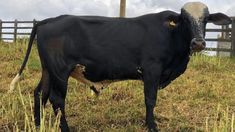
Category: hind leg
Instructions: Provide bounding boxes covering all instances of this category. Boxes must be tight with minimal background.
[34,69,51,127]
[49,77,69,132]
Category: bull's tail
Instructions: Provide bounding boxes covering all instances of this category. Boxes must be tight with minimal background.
[8,24,38,93]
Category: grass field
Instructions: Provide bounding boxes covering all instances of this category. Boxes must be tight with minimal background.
[0,40,235,132]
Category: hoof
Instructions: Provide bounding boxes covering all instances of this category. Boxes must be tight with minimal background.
[35,125,40,131]
[148,128,159,132]
[146,122,158,132]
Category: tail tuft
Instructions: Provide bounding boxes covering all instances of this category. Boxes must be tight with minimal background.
[8,74,21,93]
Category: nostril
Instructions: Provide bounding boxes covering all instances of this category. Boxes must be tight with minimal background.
[194,40,206,46]
[192,41,201,46]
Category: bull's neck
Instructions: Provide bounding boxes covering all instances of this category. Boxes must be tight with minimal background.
[173,25,192,56]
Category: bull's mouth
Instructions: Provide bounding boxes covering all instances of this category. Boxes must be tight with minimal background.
[191,44,206,52]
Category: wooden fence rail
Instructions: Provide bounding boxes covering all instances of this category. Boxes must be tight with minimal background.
[0,18,235,56]
[0,19,37,42]
[204,17,235,56]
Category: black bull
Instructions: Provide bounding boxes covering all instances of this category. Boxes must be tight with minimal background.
[10,2,231,132]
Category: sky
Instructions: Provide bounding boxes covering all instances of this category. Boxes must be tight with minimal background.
[0,0,234,20]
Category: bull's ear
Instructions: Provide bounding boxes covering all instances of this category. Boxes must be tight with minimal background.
[208,13,232,25]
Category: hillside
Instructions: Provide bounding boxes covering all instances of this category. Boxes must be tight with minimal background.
[0,40,234,132]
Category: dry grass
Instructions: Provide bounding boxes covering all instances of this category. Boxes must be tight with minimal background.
[0,40,234,132]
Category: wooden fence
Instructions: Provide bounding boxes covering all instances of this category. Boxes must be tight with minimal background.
[0,18,235,56]
[0,19,37,42]
[205,17,235,56]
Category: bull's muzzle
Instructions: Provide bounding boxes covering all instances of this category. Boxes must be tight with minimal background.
[190,38,206,52]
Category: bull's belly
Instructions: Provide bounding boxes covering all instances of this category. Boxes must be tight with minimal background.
[70,64,117,91]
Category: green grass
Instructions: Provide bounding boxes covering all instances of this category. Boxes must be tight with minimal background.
[0,40,234,132]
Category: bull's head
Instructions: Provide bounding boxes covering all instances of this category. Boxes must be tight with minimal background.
[170,2,232,53]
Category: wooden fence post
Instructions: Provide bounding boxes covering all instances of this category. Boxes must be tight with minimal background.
[33,19,37,40]
[0,19,2,41]
[33,19,36,27]
[221,25,229,39]
[14,19,18,42]
[225,25,229,39]
[232,18,235,56]
[120,0,126,17]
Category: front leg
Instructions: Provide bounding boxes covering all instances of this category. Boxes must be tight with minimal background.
[143,65,162,132]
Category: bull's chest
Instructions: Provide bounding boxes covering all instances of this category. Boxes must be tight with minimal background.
[160,56,189,87]
[70,64,116,91]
